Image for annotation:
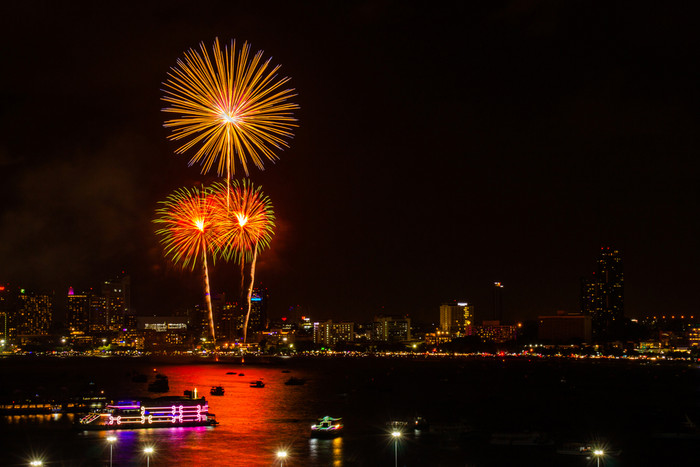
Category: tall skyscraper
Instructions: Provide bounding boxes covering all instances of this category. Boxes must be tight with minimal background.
[493,282,504,322]
[90,293,108,332]
[67,287,90,334]
[581,247,624,337]
[247,287,269,336]
[102,274,131,331]
[0,284,15,341]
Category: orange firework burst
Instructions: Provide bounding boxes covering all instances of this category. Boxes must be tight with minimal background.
[153,186,219,269]
[211,179,274,342]
[153,185,220,341]
[211,179,275,262]
[162,38,298,178]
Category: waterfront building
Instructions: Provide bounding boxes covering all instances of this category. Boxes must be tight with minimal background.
[211,292,237,342]
[537,311,592,343]
[102,274,131,331]
[313,320,354,346]
[89,294,109,332]
[67,287,90,334]
[373,315,411,342]
[493,282,504,321]
[137,316,190,349]
[15,289,53,341]
[0,311,6,342]
[245,287,269,339]
[439,301,474,337]
[580,247,624,337]
[687,325,700,347]
[261,328,295,347]
[475,320,516,344]
[424,330,452,346]
[0,284,15,341]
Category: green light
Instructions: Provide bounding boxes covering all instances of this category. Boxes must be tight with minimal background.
[20,289,25,294]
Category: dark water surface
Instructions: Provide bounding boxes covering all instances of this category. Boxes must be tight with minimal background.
[1,356,698,466]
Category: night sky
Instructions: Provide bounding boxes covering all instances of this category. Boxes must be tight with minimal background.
[1,1,699,324]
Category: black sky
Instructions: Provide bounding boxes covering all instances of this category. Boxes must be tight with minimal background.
[1,1,699,324]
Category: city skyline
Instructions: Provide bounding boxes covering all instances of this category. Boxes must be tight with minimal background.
[1,2,699,323]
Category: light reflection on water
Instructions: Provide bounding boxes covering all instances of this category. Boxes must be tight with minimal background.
[4,357,697,466]
[73,363,331,466]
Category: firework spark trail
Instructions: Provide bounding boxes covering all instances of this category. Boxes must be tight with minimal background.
[211,180,274,342]
[154,186,220,342]
[243,242,259,343]
[162,38,298,178]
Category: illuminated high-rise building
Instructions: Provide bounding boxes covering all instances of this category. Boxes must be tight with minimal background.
[439,301,474,336]
[0,284,15,341]
[313,320,354,346]
[90,293,108,332]
[102,273,131,331]
[67,287,90,334]
[16,289,52,337]
[212,292,237,342]
[373,315,411,342]
[247,287,269,335]
[493,282,504,321]
[581,247,624,336]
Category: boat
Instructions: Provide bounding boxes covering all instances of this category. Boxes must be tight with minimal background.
[250,380,265,388]
[210,386,224,396]
[556,442,593,455]
[226,372,236,375]
[238,373,245,377]
[148,374,169,393]
[556,442,620,456]
[311,416,344,438]
[284,377,306,386]
[77,393,218,430]
[413,416,429,431]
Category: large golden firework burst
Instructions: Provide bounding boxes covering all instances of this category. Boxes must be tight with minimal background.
[162,38,298,177]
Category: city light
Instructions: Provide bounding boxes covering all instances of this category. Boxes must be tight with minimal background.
[593,448,605,467]
[391,431,402,467]
[107,436,117,467]
[144,446,154,467]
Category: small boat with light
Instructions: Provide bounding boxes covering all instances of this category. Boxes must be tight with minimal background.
[311,416,344,438]
[250,380,265,388]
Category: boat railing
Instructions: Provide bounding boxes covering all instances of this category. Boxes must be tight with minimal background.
[80,413,101,424]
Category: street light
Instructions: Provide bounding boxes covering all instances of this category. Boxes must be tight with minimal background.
[276,450,288,466]
[107,435,117,467]
[29,461,42,466]
[593,448,604,467]
[391,431,402,467]
[144,446,154,467]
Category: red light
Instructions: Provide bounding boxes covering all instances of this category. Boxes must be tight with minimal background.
[0,286,4,291]
[281,317,287,321]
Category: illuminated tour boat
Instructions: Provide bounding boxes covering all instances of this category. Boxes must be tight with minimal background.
[311,416,344,438]
[78,390,218,430]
